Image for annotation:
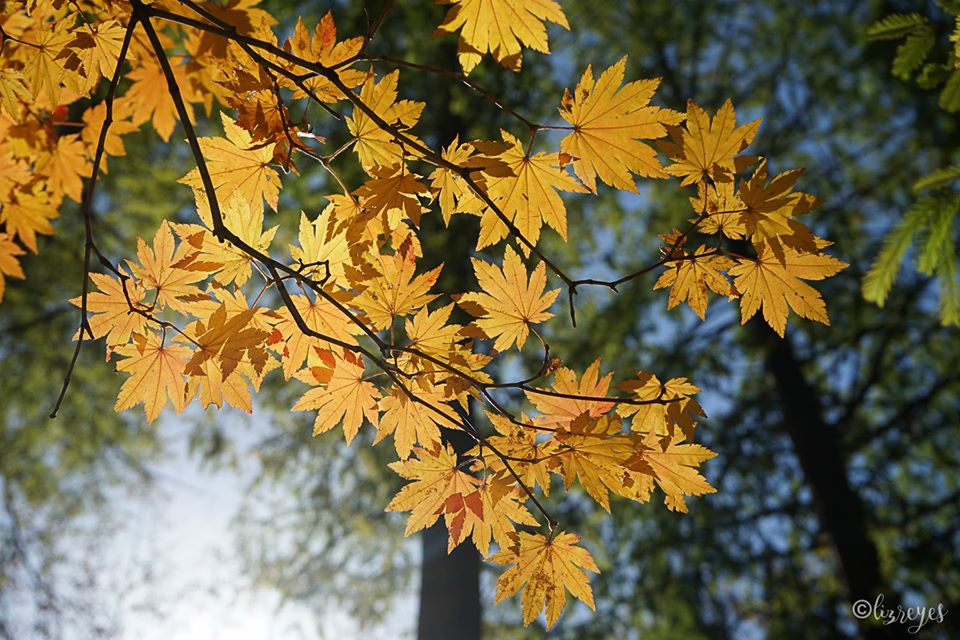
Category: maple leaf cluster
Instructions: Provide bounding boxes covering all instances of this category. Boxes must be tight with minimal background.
[0,0,845,629]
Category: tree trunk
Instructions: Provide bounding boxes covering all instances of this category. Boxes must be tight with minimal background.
[761,331,910,640]
[415,52,482,636]
[417,431,482,640]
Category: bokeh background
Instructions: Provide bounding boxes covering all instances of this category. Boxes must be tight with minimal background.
[1,1,958,639]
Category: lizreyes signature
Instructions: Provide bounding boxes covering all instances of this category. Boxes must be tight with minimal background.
[851,594,948,634]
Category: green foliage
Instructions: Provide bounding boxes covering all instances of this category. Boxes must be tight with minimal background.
[915,164,960,191]
[866,13,927,40]
[865,3,960,325]
[863,198,937,308]
[863,195,960,325]
[893,26,935,79]
[940,68,960,110]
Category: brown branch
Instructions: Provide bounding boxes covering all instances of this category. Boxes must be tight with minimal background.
[50,13,139,418]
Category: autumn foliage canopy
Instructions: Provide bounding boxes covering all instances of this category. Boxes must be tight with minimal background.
[0,0,846,628]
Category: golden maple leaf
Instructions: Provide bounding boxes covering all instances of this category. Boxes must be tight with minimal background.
[128,221,209,314]
[57,19,126,92]
[429,137,509,223]
[186,357,254,414]
[37,134,90,202]
[654,245,735,320]
[375,384,460,459]
[284,13,365,102]
[661,99,761,186]
[113,330,193,423]
[352,248,441,331]
[729,244,848,337]
[0,183,57,252]
[289,206,352,286]
[0,231,25,302]
[471,411,557,496]
[476,131,587,250]
[526,358,615,426]
[353,164,432,227]
[446,478,538,556]
[490,530,599,629]
[80,101,139,165]
[346,71,424,170]
[553,414,636,511]
[120,55,200,143]
[179,113,281,212]
[434,0,569,74]
[270,291,362,379]
[737,159,821,256]
[183,302,270,379]
[617,372,704,443]
[21,18,73,108]
[292,349,380,443]
[385,442,480,535]
[176,195,277,287]
[70,272,147,349]
[559,57,683,192]
[458,245,559,351]
[0,68,30,117]
[690,181,747,239]
[636,436,717,513]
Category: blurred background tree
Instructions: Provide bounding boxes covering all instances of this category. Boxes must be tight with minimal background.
[1,1,957,639]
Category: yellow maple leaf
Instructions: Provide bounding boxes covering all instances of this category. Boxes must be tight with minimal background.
[446,479,538,556]
[617,372,704,442]
[0,231,25,302]
[471,411,557,497]
[429,137,507,223]
[729,244,848,337]
[186,357,254,414]
[183,302,270,379]
[289,206,351,286]
[402,304,462,364]
[553,414,636,511]
[661,99,761,186]
[120,54,199,143]
[477,131,587,249]
[69,272,147,348]
[0,183,57,252]
[179,113,281,211]
[458,245,559,351]
[490,530,599,629]
[525,358,615,426]
[638,437,717,513]
[270,291,362,379]
[346,71,424,170]
[81,100,139,164]
[559,57,683,192]
[375,383,459,459]
[690,181,747,239]
[21,18,73,108]
[177,194,277,287]
[353,164,432,227]
[737,159,821,255]
[654,245,735,320]
[0,68,30,117]
[292,349,380,443]
[284,13,365,102]
[113,330,192,423]
[385,442,480,535]
[37,134,90,202]
[0,152,31,203]
[128,220,209,314]
[352,248,441,331]
[58,19,126,91]
[434,0,569,74]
